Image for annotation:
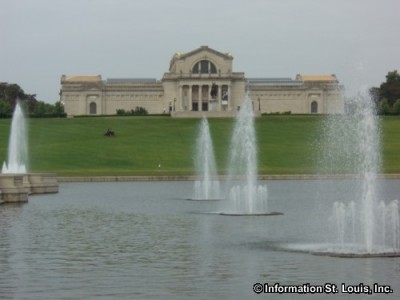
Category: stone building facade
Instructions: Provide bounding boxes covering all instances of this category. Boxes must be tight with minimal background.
[60,46,344,117]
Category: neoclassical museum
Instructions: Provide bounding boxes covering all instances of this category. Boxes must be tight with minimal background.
[60,46,344,117]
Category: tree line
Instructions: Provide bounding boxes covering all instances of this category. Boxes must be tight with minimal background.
[0,83,66,118]
[370,70,400,115]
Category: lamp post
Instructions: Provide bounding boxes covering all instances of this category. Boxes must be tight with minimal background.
[258,97,261,112]
[174,98,176,112]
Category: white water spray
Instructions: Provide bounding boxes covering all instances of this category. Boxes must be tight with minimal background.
[323,89,399,253]
[2,100,28,174]
[226,94,268,214]
[193,117,220,200]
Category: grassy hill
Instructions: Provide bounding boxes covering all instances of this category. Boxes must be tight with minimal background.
[0,115,399,176]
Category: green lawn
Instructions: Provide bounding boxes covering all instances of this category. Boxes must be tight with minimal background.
[0,115,399,176]
[381,116,400,173]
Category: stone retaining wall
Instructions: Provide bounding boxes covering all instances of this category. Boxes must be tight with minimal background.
[57,174,400,182]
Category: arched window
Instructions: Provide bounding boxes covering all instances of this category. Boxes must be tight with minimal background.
[89,102,97,114]
[311,101,318,113]
[192,60,217,74]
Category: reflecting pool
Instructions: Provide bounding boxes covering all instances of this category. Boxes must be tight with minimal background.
[1,180,399,299]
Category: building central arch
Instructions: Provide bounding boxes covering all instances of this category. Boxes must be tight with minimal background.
[192,60,217,74]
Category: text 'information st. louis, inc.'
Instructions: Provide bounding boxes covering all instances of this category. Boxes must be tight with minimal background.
[252,282,394,296]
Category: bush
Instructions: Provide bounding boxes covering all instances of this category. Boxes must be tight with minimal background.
[393,99,400,115]
[378,98,391,115]
[133,106,148,115]
[0,99,66,118]
[0,101,12,118]
[116,109,126,116]
[30,101,66,118]
[116,107,148,116]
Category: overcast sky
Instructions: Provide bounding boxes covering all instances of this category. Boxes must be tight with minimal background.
[1,0,399,103]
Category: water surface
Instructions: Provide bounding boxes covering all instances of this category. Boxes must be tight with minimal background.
[0,180,399,299]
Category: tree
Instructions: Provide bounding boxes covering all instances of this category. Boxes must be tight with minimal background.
[369,87,380,107]
[393,99,400,115]
[31,100,66,118]
[378,98,390,115]
[380,70,400,107]
[53,101,66,117]
[32,101,46,117]
[0,82,37,116]
[0,82,66,118]
[0,101,12,118]
[1,83,25,104]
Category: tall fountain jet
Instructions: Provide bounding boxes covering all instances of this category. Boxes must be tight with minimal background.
[320,88,399,255]
[224,94,270,215]
[2,100,28,174]
[193,117,221,200]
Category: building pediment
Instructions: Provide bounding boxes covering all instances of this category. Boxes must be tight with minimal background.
[168,46,234,75]
[179,46,233,61]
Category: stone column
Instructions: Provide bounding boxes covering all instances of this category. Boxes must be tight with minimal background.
[199,85,202,112]
[179,85,183,111]
[207,84,212,111]
[227,85,231,111]
[188,85,192,111]
[101,92,105,114]
[218,84,222,111]
[207,84,211,112]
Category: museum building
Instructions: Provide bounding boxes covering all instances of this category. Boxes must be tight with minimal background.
[60,46,344,117]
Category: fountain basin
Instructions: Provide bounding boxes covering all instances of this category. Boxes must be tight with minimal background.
[0,173,59,203]
[219,211,284,216]
[276,242,400,258]
[312,244,400,258]
[0,174,29,203]
[312,251,400,258]
[186,198,225,201]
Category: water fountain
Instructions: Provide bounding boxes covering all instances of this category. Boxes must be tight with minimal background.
[221,94,282,216]
[191,116,221,200]
[2,100,27,173]
[0,100,59,203]
[314,88,400,257]
[270,87,399,257]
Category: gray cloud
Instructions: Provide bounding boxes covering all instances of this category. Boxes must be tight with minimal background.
[1,0,399,102]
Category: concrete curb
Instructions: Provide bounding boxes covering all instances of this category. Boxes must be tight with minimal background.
[57,174,400,182]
